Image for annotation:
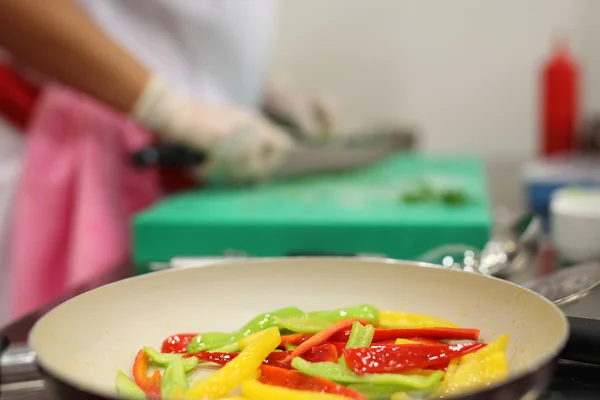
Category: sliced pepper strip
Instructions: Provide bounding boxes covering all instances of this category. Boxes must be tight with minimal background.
[434,334,510,397]
[143,347,198,372]
[400,337,447,346]
[160,358,188,399]
[185,326,280,399]
[378,311,459,328]
[132,349,161,398]
[285,319,366,362]
[307,305,380,324]
[343,343,485,374]
[331,327,480,342]
[339,322,375,369]
[259,364,367,400]
[186,307,304,353]
[242,379,351,400]
[161,333,198,354]
[279,333,314,349]
[187,343,339,369]
[291,357,445,390]
[347,384,414,400]
[275,316,333,333]
[345,322,375,349]
[308,343,340,364]
[392,339,450,371]
[115,370,146,400]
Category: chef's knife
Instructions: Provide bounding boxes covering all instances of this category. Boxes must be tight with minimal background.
[131,127,416,179]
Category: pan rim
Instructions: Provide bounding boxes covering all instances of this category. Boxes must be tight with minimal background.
[28,256,569,399]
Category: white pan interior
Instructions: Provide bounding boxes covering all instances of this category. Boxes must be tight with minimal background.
[30,258,568,398]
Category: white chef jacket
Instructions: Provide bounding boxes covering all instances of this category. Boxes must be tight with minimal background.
[0,0,279,327]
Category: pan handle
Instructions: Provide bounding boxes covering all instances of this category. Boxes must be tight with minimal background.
[560,316,600,365]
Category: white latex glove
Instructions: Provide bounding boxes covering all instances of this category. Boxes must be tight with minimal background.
[263,77,338,143]
[131,75,293,184]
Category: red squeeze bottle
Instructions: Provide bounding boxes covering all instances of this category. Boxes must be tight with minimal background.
[541,39,579,156]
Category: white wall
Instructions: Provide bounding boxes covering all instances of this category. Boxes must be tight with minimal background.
[273,0,600,157]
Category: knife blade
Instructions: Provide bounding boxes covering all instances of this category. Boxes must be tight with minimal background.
[274,130,415,179]
[131,126,416,179]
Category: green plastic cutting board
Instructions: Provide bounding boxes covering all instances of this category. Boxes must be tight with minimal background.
[133,154,491,273]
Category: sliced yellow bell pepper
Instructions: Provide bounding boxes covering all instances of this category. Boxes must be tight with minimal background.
[434,334,510,397]
[170,387,186,400]
[394,338,420,345]
[185,327,280,399]
[390,393,412,400]
[379,311,459,328]
[401,368,439,377]
[241,379,350,400]
[238,330,265,350]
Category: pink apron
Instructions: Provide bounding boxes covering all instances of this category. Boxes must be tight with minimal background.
[9,84,160,320]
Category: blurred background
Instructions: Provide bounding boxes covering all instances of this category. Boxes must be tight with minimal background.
[274,0,599,158]
[5,2,600,398]
[3,0,600,334]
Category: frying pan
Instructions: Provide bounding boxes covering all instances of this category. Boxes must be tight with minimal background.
[18,258,600,399]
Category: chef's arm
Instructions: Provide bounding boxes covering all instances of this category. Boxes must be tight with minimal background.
[0,0,149,113]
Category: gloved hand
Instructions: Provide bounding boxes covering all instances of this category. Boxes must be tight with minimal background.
[131,75,293,184]
[263,76,338,143]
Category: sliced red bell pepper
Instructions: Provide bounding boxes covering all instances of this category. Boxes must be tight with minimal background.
[371,339,398,345]
[305,343,339,364]
[343,343,485,374]
[329,342,349,354]
[265,344,339,368]
[331,327,480,342]
[259,364,367,400]
[284,319,366,362]
[187,343,339,370]
[161,333,198,354]
[370,337,446,347]
[278,333,314,349]
[132,349,161,398]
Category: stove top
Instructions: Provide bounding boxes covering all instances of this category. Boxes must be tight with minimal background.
[2,354,600,399]
[3,258,600,399]
[539,361,600,399]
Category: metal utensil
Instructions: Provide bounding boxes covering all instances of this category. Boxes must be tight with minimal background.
[131,126,417,180]
[417,213,542,278]
[523,262,600,307]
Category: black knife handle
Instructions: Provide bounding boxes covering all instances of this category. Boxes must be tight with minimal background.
[0,334,8,354]
[131,144,207,168]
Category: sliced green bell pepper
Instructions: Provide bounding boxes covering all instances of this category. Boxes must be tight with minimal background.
[347,384,412,400]
[115,370,146,400]
[275,317,332,333]
[339,321,375,369]
[186,307,305,353]
[346,322,375,349]
[213,342,241,353]
[239,307,306,336]
[284,343,298,351]
[308,305,379,324]
[291,358,444,391]
[144,347,198,372]
[186,332,237,353]
[160,358,189,399]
